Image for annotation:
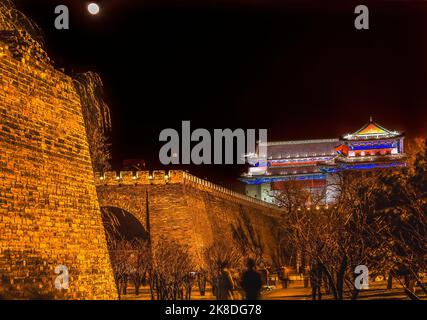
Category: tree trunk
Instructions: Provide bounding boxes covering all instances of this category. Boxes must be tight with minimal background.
[404,287,420,300]
[122,275,128,295]
[149,276,155,300]
[317,265,323,300]
[398,273,420,300]
[387,273,393,289]
[410,270,427,295]
[115,278,122,300]
[351,287,360,300]
[336,256,347,300]
[135,278,140,296]
[323,273,330,294]
[198,273,207,296]
[322,265,338,300]
[336,272,344,300]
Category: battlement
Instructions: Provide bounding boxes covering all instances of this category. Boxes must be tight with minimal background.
[95,170,281,210]
[0,29,51,63]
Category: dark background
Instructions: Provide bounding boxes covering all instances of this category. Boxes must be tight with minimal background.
[13,0,427,189]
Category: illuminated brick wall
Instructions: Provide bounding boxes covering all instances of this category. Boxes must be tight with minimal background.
[96,170,283,268]
[0,32,117,299]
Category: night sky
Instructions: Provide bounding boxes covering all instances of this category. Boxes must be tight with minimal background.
[13,0,427,188]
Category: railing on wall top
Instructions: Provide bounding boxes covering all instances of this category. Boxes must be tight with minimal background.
[95,170,282,210]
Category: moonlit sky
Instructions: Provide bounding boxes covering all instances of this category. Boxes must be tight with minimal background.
[87,3,100,15]
[14,0,427,188]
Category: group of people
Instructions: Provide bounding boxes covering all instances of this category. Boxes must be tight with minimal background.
[213,258,263,300]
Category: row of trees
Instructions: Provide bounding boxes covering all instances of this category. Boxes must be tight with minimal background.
[277,139,427,299]
[108,236,264,300]
[109,238,196,300]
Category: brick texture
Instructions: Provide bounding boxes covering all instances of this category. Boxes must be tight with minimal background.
[0,32,117,299]
[96,170,282,268]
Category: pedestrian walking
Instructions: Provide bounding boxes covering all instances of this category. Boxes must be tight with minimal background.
[241,258,262,300]
[215,264,235,300]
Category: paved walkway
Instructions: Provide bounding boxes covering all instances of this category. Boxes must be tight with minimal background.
[121,280,425,300]
[262,280,425,300]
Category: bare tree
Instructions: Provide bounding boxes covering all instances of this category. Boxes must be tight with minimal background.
[278,171,395,300]
[277,142,426,300]
[131,239,151,296]
[101,207,122,244]
[148,238,195,300]
[374,139,427,299]
[203,240,245,299]
[73,72,112,172]
[109,239,136,300]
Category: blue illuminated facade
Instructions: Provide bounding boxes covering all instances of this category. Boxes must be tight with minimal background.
[240,119,406,204]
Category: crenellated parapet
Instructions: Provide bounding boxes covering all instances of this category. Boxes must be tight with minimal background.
[95,170,183,185]
[0,29,51,64]
[96,170,283,268]
[95,170,281,210]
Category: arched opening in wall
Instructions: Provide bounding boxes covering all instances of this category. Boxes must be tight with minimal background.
[100,206,149,243]
[100,206,150,299]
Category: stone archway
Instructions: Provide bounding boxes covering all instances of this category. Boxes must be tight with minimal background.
[96,185,149,233]
[99,206,150,298]
[100,206,149,242]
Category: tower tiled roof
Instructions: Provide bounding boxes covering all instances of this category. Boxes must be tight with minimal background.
[343,117,402,140]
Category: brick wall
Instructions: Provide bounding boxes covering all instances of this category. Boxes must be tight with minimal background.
[0,32,117,299]
[96,170,283,268]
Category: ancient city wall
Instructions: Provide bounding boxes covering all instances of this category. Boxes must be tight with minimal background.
[96,170,283,268]
[0,30,117,299]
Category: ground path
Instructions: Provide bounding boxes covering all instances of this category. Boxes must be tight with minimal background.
[122,280,425,300]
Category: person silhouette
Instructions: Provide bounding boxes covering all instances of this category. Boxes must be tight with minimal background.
[241,258,262,300]
[215,264,235,300]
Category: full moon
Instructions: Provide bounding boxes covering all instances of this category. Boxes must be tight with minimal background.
[87,3,100,15]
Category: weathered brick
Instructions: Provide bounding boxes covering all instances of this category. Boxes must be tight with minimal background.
[0,32,117,299]
[96,171,283,269]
